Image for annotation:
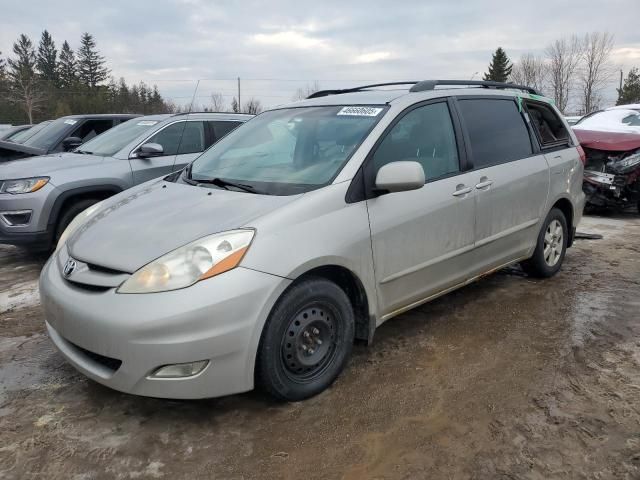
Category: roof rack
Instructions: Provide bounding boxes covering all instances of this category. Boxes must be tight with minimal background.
[409,80,539,95]
[306,79,540,99]
[307,82,420,99]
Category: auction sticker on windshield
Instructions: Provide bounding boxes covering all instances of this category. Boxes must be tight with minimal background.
[137,120,158,126]
[337,106,383,117]
[63,119,78,125]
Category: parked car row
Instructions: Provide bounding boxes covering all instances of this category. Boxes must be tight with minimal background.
[12,80,585,402]
[0,112,251,249]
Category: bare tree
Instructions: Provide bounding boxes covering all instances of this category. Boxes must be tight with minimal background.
[210,91,226,112]
[243,98,262,114]
[578,32,615,114]
[545,36,583,113]
[509,53,548,94]
[7,34,45,123]
[292,80,321,101]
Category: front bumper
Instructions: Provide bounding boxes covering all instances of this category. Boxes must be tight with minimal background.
[0,185,55,248]
[39,255,291,399]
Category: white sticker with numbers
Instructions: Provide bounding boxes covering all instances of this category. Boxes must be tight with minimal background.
[63,119,78,125]
[337,106,383,117]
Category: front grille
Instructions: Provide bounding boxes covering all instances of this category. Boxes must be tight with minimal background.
[69,341,122,372]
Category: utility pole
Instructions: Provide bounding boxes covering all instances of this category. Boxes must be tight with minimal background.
[619,70,624,92]
[237,77,241,112]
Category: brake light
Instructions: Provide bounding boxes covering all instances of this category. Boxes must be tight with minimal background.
[576,145,587,165]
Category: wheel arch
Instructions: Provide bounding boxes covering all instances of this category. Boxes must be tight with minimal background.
[549,196,575,247]
[48,185,123,231]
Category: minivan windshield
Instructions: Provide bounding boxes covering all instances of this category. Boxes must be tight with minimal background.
[189,105,386,195]
[77,118,161,156]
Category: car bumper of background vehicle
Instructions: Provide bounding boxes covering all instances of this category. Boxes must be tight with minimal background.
[39,256,291,399]
[0,226,53,248]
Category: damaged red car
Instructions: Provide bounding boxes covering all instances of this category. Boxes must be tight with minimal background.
[573,109,640,213]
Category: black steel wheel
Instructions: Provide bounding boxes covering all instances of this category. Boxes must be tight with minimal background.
[256,277,354,401]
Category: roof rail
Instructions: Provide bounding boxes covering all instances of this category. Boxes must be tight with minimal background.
[409,80,540,95]
[307,82,420,99]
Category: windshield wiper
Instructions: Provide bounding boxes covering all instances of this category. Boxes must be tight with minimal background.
[192,176,260,194]
[74,149,93,155]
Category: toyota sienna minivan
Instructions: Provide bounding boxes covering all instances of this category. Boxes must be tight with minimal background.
[40,80,586,401]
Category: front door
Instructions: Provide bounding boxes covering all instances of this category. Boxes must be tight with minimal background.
[365,100,477,318]
[130,121,187,184]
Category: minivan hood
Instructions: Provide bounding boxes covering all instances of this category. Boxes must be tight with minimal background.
[68,180,301,273]
[0,152,105,179]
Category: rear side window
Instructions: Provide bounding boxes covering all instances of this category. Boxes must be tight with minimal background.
[458,98,532,168]
[525,101,570,148]
[209,121,242,143]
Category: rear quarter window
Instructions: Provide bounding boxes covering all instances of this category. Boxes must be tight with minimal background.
[457,98,533,168]
[525,101,571,148]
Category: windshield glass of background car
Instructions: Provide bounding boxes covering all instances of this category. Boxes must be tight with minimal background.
[8,121,50,144]
[78,119,160,156]
[22,118,75,150]
[189,106,386,195]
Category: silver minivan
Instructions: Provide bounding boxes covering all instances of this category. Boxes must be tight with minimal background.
[39,80,586,401]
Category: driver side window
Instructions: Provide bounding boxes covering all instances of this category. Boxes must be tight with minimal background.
[372,102,459,181]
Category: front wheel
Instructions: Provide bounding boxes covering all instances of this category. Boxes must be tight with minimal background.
[521,208,568,278]
[256,277,355,401]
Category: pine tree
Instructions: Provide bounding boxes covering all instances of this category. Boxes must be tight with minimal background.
[616,68,640,105]
[58,41,77,89]
[0,51,5,80]
[7,34,43,122]
[36,30,58,86]
[484,47,513,83]
[77,33,109,88]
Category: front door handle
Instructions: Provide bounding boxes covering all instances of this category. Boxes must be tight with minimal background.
[475,176,493,189]
[452,186,472,197]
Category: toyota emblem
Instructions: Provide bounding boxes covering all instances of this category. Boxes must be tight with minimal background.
[63,258,77,277]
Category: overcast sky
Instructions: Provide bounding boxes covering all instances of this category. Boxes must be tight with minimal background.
[1,0,639,111]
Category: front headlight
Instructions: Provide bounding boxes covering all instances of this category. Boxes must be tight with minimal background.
[117,229,255,294]
[55,201,104,253]
[0,177,49,194]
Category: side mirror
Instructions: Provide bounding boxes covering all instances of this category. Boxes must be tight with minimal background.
[137,143,164,158]
[374,161,425,194]
[62,136,82,151]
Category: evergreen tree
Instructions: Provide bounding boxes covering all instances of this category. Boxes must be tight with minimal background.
[231,97,239,113]
[484,47,513,83]
[7,34,43,122]
[77,33,109,88]
[0,51,5,80]
[58,41,77,89]
[616,68,640,105]
[36,30,58,86]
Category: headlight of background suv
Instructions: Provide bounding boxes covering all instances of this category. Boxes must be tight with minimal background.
[55,201,104,253]
[0,177,49,194]
[117,229,255,294]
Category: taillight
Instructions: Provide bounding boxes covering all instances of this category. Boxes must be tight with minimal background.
[576,145,586,165]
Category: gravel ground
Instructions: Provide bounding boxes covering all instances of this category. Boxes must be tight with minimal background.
[0,214,639,480]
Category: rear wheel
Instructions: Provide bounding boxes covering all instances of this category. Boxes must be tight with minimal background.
[256,277,354,401]
[521,208,568,278]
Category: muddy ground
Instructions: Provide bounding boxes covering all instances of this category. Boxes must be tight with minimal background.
[0,214,639,480]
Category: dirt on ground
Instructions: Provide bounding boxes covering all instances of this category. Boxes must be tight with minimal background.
[0,214,639,480]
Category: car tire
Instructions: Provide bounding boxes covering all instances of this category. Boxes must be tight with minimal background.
[521,208,568,278]
[54,199,101,247]
[256,277,355,401]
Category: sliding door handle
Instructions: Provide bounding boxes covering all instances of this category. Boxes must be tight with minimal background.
[475,179,493,189]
